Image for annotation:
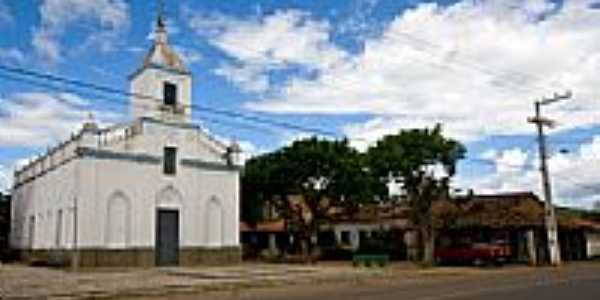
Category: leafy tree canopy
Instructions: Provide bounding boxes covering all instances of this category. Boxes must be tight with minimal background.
[242,137,375,224]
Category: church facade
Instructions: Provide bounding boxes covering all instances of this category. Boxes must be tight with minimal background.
[9,14,242,267]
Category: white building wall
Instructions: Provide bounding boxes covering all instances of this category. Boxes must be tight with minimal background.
[10,158,78,250]
[131,68,192,122]
[11,119,240,253]
[74,119,239,249]
[586,232,600,258]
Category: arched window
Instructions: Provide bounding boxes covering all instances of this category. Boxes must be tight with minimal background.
[106,192,131,248]
[28,215,35,249]
[156,185,183,209]
[56,209,63,248]
[206,197,224,247]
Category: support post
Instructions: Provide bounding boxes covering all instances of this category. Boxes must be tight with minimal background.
[526,229,537,266]
[528,91,571,266]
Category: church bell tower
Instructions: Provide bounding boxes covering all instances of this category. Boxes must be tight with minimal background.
[129,5,192,123]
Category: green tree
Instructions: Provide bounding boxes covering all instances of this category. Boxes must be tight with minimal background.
[242,137,375,261]
[367,124,465,265]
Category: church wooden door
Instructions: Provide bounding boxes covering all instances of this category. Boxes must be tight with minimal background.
[156,209,179,266]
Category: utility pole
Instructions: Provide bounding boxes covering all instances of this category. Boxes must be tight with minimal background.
[527,90,571,266]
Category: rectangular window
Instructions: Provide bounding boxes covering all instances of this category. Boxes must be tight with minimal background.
[164,82,177,107]
[164,147,177,175]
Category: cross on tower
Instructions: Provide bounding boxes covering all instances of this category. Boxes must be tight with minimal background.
[157,0,165,29]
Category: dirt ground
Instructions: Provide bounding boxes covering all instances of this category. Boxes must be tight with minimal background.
[1,261,592,300]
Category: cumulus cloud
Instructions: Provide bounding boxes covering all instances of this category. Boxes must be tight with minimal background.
[187,1,600,145]
[0,48,25,64]
[0,89,123,190]
[187,9,348,93]
[0,164,11,192]
[186,1,600,207]
[32,0,130,64]
[213,63,270,93]
[458,137,600,208]
[494,148,529,174]
[0,159,31,192]
[172,45,203,65]
[0,92,123,147]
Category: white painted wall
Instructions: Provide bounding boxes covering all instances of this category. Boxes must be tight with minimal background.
[586,232,600,258]
[78,120,239,249]
[11,119,240,251]
[10,158,78,250]
[11,35,239,253]
[131,68,192,122]
[324,223,387,251]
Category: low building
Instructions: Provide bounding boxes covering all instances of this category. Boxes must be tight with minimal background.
[240,220,288,260]
[240,200,413,261]
[436,192,600,264]
[241,192,600,264]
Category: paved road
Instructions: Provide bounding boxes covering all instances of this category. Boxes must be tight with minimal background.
[150,264,600,300]
[456,278,600,300]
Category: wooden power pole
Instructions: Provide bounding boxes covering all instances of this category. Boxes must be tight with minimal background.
[527,90,571,266]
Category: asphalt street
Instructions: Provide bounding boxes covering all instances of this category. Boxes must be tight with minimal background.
[145,263,600,300]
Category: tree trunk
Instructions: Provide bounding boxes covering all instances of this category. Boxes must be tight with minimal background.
[421,226,435,266]
[300,237,310,262]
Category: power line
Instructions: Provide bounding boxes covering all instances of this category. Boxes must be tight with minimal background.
[0,64,346,139]
[2,65,593,161]
[6,67,600,197]
[2,63,595,168]
[0,71,289,141]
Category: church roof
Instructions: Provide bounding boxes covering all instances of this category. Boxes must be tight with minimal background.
[130,14,189,78]
[141,42,188,74]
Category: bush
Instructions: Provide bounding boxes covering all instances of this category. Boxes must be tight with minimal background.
[355,238,389,255]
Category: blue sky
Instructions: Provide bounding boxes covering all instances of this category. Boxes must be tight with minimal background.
[2,0,600,208]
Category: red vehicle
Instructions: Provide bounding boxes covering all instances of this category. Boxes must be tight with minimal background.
[434,242,511,266]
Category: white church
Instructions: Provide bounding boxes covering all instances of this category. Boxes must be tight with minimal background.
[10,13,242,267]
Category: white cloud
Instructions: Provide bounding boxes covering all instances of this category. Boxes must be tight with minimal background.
[183,1,600,208]
[0,92,123,147]
[458,137,600,208]
[236,140,271,164]
[33,0,130,64]
[0,159,31,192]
[495,148,529,174]
[204,0,600,144]
[214,63,269,93]
[187,9,348,93]
[0,48,25,64]
[32,32,61,63]
[172,45,203,65]
[0,164,12,192]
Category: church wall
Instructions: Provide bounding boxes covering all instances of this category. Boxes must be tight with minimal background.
[10,158,78,252]
[75,120,240,252]
[76,156,240,249]
[10,13,243,266]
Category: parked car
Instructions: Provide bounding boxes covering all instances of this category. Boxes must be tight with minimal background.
[434,242,511,266]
